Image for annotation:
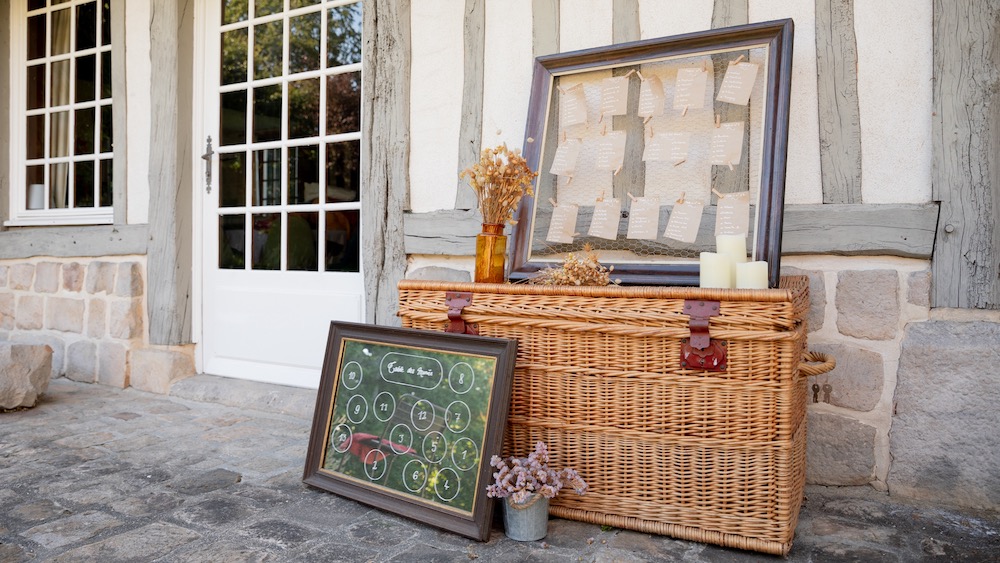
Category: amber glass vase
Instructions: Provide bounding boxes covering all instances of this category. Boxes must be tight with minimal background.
[474,223,507,283]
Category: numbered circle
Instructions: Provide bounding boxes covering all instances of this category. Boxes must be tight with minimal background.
[448,363,475,394]
[330,424,353,453]
[363,449,388,481]
[346,395,369,424]
[451,437,479,472]
[401,459,429,493]
[445,401,472,433]
[373,392,396,422]
[410,399,435,432]
[342,361,364,390]
[434,467,461,502]
[388,423,414,454]
[422,431,448,464]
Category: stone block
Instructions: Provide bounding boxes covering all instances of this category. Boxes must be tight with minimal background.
[87,298,107,338]
[34,262,61,293]
[906,270,931,307]
[130,348,194,394]
[98,341,129,388]
[836,270,899,340]
[110,298,144,340]
[15,295,44,330]
[782,266,826,332]
[11,333,66,378]
[406,266,471,283]
[86,261,117,294]
[809,343,884,411]
[0,342,53,409]
[0,265,8,288]
[66,340,97,383]
[10,263,34,290]
[46,297,85,333]
[115,262,144,297]
[807,410,876,486]
[62,262,85,292]
[0,293,13,330]
[889,321,1000,511]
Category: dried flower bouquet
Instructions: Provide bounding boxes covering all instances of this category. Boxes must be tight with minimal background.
[460,144,538,226]
[486,441,588,504]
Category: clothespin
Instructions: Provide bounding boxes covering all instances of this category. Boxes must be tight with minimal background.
[712,189,725,199]
[561,130,567,144]
[731,54,745,65]
[681,105,689,117]
[601,122,608,136]
[623,69,637,79]
[597,191,605,203]
[549,198,558,207]
[702,59,708,73]
[715,114,721,128]
[627,192,637,203]
[636,70,645,81]
[676,191,686,205]
[673,158,686,167]
[613,165,623,176]
[727,161,735,171]
[643,115,653,125]
[647,124,655,139]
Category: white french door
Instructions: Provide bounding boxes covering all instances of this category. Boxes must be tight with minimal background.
[198,0,364,388]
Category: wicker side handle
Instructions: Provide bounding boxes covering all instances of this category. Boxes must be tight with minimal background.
[798,351,835,377]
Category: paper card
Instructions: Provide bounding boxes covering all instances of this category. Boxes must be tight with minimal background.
[637,76,665,118]
[714,191,751,236]
[673,67,708,111]
[549,139,583,176]
[716,61,759,106]
[600,76,630,118]
[595,131,627,173]
[588,198,622,240]
[560,83,588,127]
[546,202,579,244]
[663,200,704,243]
[626,196,661,240]
[710,121,745,166]
[644,131,690,163]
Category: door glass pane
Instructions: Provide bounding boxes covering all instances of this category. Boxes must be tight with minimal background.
[220,90,247,145]
[291,0,321,8]
[288,145,319,204]
[220,152,247,207]
[75,107,95,154]
[253,20,283,80]
[288,78,319,139]
[328,4,362,67]
[219,215,246,269]
[102,0,111,46]
[28,15,46,60]
[222,0,247,25]
[50,162,69,208]
[325,209,359,271]
[100,105,112,152]
[76,54,96,102]
[289,12,321,74]
[253,84,282,142]
[255,0,282,17]
[252,213,281,270]
[76,2,98,50]
[101,51,112,98]
[252,148,282,206]
[74,161,95,207]
[51,9,72,56]
[221,28,248,85]
[27,116,45,160]
[27,65,45,109]
[326,140,360,202]
[100,158,112,207]
[29,0,46,10]
[287,212,318,271]
[326,71,361,135]
[51,111,70,157]
[51,60,70,106]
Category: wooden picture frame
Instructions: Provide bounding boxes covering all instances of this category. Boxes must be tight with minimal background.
[303,321,517,541]
[510,19,794,287]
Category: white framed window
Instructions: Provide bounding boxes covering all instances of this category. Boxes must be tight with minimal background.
[6,0,114,226]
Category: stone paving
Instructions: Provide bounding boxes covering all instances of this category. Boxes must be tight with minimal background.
[1,378,999,562]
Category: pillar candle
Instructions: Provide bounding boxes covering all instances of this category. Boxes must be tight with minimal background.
[735,261,769,289]
[699,252,732,288]
[716,234,747,286]
[27,184,44,210]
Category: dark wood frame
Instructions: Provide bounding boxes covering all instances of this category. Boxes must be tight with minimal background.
[510,19,794,287]
[303,321,517,541]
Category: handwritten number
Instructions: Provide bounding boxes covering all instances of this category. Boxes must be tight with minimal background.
[412,471,420,481]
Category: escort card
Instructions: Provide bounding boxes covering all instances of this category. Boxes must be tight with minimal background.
[638,75,665,119]
[673,67,708,111]
[600,76,630,118]
[663,200,704,243]
[546,202,579,244]
[588,198,622,240]
[710,121,745,166]
[560,83,588,127]
[549,139,583,177]
[595,130,627,173]
[625,196,661,240]
[643,131,690,163]
[716,61,759,106]
[714,191,751,236]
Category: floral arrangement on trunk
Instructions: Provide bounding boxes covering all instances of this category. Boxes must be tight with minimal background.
[459,144,538,226]
[528,244,620,286]
[486,441,588,504]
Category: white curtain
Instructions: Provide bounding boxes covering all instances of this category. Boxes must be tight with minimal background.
[49,8,72,208]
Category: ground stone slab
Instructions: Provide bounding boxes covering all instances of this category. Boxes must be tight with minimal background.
[0,342,53,409]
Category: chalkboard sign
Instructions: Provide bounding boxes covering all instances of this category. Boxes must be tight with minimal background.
[303,321,517,541]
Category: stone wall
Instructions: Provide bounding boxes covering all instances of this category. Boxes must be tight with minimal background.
[0,257,146,388]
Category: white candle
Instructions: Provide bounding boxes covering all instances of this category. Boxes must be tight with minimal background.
[716,234,747,286]
[736,261,769,289]
[700,252,732,288]
[27,184,44,210]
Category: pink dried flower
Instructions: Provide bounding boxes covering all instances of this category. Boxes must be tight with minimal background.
[485,442,588,500]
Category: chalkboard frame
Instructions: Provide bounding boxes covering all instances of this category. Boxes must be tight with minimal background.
[303,321,518,541]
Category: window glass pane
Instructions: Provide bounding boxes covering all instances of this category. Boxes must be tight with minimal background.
[252,84,282,142]
[220,90,247,145]
[287,145,319,204]
[222,0,247,25]
[253,20,283,80]
[28,15,46,60]
[29,0,46,10]
[221,28,248,85]
[76,2,98,51]
[75,107,95,155]
[100,159,112,207]
[51,9,72,56]
[255,0,282,17]
[325,209,359,272]
[252,213,281,270]
[328,4,362,67]
[27,65,45,110]
[325,140,360,202]
[50,162,69,208]
[219,215,246,269]
[252,148,282,206]
[51,60,70,106]
[50,111,70,157]
[291,0,321,8]
[286,212,318,271]
[220,152,247,207]
[288,78,319,139]
[102,0,111,46]
[26,166,45,210]
[74,161,96,207]
[76,54,96,102]
[289,12,321,74]
[326,71,361,135]
[100,105,112,152]
[27,116,45,160]
[101,51,112,99]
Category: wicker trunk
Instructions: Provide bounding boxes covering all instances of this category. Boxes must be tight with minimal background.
[397,277,828,555]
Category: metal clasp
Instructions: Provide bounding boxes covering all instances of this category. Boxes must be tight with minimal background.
[680,299,727,372]
[444,291,479,335]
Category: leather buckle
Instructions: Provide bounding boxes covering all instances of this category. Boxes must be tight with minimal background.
[445,291,479,335]
[680,300,726,371]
